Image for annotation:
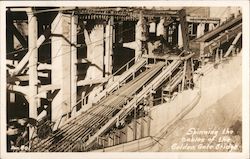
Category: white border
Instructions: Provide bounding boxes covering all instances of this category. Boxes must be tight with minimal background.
[0,1,249,159]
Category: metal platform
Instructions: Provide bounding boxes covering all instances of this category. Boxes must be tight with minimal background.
[31,59,183,152]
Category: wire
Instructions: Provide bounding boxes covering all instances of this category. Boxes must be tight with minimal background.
[8,7,228,148]
[7,6,217,128]
[6,14,144,123]
[6,6,194,122]
[6,13,63,56]
[7,5,191,56]
[7,6,213,104]
[29,7,75,15]
[6,16,137,56]
[7,22,141,72]
[7,6,208,57]
[34,25,142,113]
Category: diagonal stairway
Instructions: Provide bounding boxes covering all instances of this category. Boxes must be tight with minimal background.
[31,59,183,152]
[31,61,162,151]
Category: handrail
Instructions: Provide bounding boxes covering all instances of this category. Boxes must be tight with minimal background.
[84,60,182,149]
[224,32,242,57]
[194,14,242,42]
[70,56,146,118]
[109,88,201,152]
[93,58,148,104]
[29,56,147,140]
[113,56,136,77]
[70,57,135,110]
[92,89,201,152]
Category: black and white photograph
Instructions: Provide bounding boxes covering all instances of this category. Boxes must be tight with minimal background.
[0,1,249,159]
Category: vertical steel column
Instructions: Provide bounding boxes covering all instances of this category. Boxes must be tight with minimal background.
[70,14,77,116]
[220,49,223,61]
[6,10,14,54]
[51,12,63,127]
[178,23,183,48]
[147,93,153,136]
[133,106,137,140]
[215,48,219,63]
[140,117,144,138]
[51,12,71,129]
[181,60,187,91]
[200,42,205,65]
[105,17,114,76]
[135,11,144,61]
[27,9,38,139]
[178,9,189,51]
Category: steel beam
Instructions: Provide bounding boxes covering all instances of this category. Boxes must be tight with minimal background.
[9,8,32,12]
[27,10,38,140]
[77,78,107,87]
[10,27,51,76]
[186,16,220,24]
[8,85,29,96]
[224,32,242,57]
[70,14,78,115]
[195,15,242,42]
[104,17,114,76]
[9,22,28,48]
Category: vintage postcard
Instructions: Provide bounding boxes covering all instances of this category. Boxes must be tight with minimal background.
[0,1,249,159]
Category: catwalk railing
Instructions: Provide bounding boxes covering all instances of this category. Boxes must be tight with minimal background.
[71,57,147,116]
[30,57,186,151]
